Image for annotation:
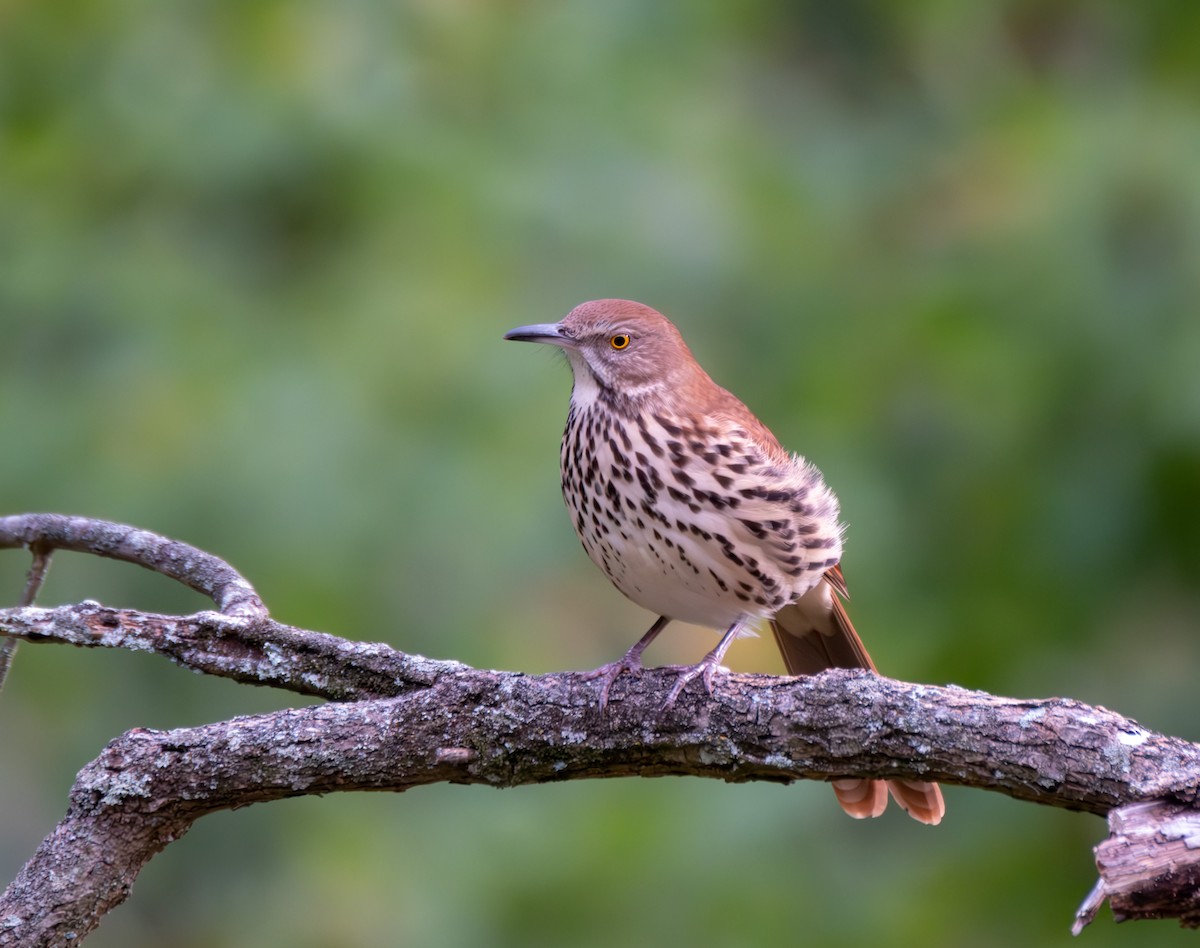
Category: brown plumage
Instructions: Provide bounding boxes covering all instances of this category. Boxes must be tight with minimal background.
[505,299,943,825]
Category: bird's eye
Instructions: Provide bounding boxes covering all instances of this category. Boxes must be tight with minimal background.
[610,334,631,350]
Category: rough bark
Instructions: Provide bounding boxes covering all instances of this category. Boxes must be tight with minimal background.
[1,514,1198,945]
[1073,800,1200,932]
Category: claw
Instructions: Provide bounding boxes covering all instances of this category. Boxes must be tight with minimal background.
[660,657,727,709]
[581,654,645,713]
[583,616,670,713]
[584,616,744,713]
[659,618,746,710]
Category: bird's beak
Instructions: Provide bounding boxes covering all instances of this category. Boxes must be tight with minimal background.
[503,323,577,348]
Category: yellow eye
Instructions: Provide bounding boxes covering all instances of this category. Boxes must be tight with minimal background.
[610,334,631,350]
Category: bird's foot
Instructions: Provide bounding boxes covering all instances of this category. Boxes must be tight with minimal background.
[582,616,671,713]
[581,651,646,713]
[660,656,728,710]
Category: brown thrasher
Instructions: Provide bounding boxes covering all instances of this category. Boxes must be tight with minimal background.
[505,299,944,825]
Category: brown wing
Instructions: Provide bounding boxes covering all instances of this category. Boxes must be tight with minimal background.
[769,567,876,674]
[770,566,944,825]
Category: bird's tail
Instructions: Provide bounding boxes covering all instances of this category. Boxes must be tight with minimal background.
[769,566,944,825]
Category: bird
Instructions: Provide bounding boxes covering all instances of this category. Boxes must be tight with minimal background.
[504,299,944,824]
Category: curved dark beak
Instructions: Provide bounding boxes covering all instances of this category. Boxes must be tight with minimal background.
[503,323,576,347]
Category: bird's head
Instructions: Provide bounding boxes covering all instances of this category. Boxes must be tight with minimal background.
[504,299,705,403]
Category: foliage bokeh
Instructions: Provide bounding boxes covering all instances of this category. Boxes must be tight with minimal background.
[2,1,1199,945]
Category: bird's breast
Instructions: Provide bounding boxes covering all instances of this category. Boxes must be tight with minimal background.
[559,402,843,629]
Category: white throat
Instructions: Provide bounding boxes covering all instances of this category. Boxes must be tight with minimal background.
[565,350,602,408]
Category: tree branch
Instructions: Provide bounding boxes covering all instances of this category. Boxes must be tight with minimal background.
[1,514,1198,944]
[0,513,267,619]
[0,602,457,701]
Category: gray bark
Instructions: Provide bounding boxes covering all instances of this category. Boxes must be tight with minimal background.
[1,513,1197,945]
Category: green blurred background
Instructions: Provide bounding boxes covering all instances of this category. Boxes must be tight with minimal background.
[3,1,1199,945]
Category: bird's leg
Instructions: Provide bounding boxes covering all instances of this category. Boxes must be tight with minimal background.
[582,615,671,712]
[661,618,748,710]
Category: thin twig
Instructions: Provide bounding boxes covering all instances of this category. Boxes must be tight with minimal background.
[0,603,460,700]
[0,513,267,618]
[0,538,54,692]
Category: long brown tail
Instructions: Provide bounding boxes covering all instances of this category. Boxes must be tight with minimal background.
[769,565,944,825]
